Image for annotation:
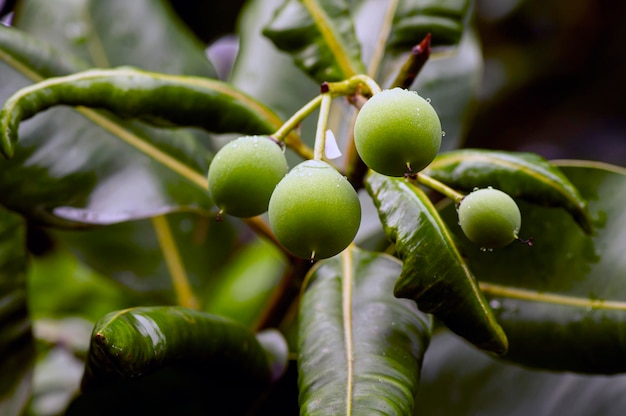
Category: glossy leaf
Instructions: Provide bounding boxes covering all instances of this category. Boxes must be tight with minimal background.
[298,247,432,415]
[0,66,284,158]
[438,161,626,373]
[426,149,593,233]
[0,208,34,416]
[0,26,213,226]
[365,171,508,354]
[81,306,288,390]
[417,330,626,416]
[263,0,366,82]
[387,0,470,51]
[14,0,216,77]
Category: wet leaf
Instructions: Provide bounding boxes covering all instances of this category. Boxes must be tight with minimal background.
[438,161,626,373]
[388,0,470,51]
[263,0,365,82]
[298,247,432,415]
[426,149,593,233]
[366,171,508,354]
[81,306,288,390]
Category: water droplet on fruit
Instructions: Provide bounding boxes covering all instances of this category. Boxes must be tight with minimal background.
[426,97,431,103]
[441,131,446,137]
[479,247,494,252]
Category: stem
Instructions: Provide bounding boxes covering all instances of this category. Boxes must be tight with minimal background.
[414,173,465,204]
[283,132,315,161]
[323,74,382,98]
[253,258,311,331]
[151,215,199,309]
[243,217,292,258]
[273,95,323,142]
[313,93,333,161]
[391,33,432,89]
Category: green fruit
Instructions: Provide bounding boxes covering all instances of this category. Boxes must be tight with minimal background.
[208,135,287,218]
[458,188,521,249]
[268,160,361,259]
[353,88,442,177]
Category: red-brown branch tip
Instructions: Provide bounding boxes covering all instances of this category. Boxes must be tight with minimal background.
[392,32,433,90]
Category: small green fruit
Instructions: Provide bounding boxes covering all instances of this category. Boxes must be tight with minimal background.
[353,88,442,177]
[208,135,287,218]
[268,160,361,259]
[458,188,521,249]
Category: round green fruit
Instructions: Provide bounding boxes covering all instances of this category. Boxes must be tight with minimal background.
[353,88,442,177]
[268,160,361,259]
[458,188,521,249]
[208,135,287,218]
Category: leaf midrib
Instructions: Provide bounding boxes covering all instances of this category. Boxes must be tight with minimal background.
[429,153,575,203]
[480,282,626,310]
[302,0,359,78]
[341,247,354,415]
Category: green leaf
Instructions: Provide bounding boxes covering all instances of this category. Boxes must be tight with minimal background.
[387,0,470,51]
[204,238,287,327]
[417,330,626,416]
[426,149,593,234]
[231,0,319,118]
[438,161,626,373]
[28,245,144,322]
[0,27,213,226]
[54,213,238,302]
[0,66,285,158]
[14,0,216,77]
[263,0,366,82]
[81,306,287,390]
[0,208,35,416]
[298,247,432,415]
[365,171,508,354]
[0,23,91,76]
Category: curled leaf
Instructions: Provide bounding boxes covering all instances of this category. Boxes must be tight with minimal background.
[387,0,470,51]
[366,171,508,354]
[425,149,593,234]
[263,0,365,82]
[82,306,287,391]
[0,67,282,158]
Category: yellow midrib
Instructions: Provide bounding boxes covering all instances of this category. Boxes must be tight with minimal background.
[302,0,359,78]
[342,247,355,415]
[429,154,575,203]
[480,282,626,310]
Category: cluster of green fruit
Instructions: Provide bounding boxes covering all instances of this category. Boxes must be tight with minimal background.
[207,135,360,260]
[207,88,522,260]
[353,88,522,250]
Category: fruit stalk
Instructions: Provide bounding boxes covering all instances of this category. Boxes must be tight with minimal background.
[313,93,333,161]
[414,173,465,204]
